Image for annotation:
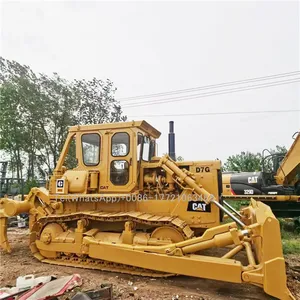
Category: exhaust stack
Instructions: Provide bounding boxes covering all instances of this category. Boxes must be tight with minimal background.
[168,121,176,161]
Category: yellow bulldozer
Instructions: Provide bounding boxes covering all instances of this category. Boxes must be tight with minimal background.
[0,120,295,299]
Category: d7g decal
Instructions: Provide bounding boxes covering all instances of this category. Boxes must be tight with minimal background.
[195,166,210,173]
[187,201,211,212]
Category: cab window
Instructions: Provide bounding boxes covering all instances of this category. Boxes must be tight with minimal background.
[112,132,130,157]
[137,133,143,161]
[110,160,129,185]
[82,133,100,166]
[142,136,150,161]
[65,135,78,169]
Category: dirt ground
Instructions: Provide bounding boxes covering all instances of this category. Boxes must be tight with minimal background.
[0,228,299,300]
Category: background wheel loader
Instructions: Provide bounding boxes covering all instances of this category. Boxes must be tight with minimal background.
[0,120,295,300]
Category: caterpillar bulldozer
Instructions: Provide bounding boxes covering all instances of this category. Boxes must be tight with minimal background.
[222,131,300,217]
[0,120,294,300]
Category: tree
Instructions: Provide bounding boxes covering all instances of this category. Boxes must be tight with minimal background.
[223,146,288,173]
[73,78,127,125]
[0,57,126,181]
[0,58,78,178]
[0,83,26,179]
[223,152,262,172]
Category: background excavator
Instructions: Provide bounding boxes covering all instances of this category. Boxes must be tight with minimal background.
[0,120,295,300]
[222,131,300,217]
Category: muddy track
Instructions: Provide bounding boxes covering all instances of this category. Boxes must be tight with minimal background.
[0,228,299,300]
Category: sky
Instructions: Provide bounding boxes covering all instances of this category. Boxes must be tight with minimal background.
[1,0,299,162]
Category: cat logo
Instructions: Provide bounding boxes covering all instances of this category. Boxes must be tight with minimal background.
[248,176,258,184]
[56,179,65,194]
[56,179,64,188]
[193,203,207,211]
[187,201,211,213]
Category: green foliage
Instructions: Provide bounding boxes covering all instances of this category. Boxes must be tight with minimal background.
[223,151,262,172]
[24,179,39,194]
[282,239,300,255]
[223,200,249,211]
[223,146,288,173]
[74,78,126,124]
[270,145,288,154]
[0,57,126,180]
[0,82,26,179]
[279,218,300,254]
[294,217,300,233]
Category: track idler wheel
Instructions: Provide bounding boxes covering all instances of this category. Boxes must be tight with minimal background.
[38,223,64,258]
[151,226,185,243]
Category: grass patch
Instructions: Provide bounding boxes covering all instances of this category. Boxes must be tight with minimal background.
[282,238,300,255]
[280,219,300,255]
[223,200,249,211]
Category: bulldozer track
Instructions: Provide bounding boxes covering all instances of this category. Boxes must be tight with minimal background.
[35,211,194,239]
[29,211,194,277]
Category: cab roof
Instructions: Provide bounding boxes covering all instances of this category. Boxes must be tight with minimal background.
[69,120,161,138]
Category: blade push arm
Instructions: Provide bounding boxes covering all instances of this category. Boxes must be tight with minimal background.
[158,155,246,227]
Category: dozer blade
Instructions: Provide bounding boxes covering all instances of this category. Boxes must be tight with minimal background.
[240,199,294,299]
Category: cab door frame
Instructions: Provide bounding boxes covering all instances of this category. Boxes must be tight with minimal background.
[105,128,137,193]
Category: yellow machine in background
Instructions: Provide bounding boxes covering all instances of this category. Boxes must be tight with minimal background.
[223,131,300,217]
[0,120,294,300]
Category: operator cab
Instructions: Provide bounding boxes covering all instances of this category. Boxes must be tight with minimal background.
[261,152,286,186]
[50,121,160,195]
